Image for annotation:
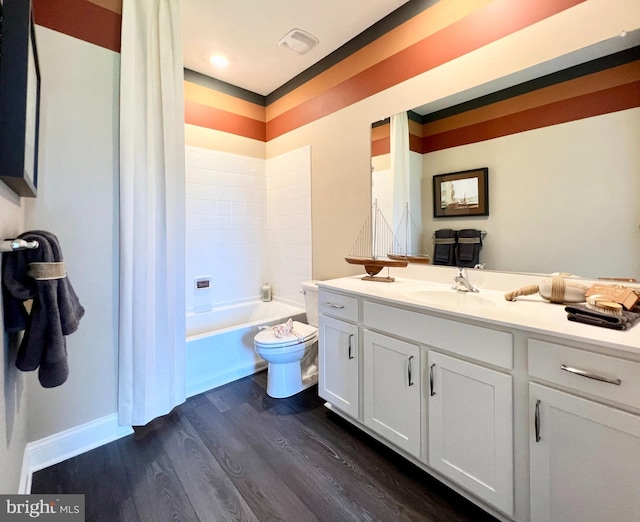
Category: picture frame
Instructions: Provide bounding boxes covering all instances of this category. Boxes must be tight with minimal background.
[0,0,41,197]
[433,168,488,218]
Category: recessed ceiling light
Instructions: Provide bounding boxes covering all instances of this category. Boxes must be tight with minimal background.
[209,53,229,68]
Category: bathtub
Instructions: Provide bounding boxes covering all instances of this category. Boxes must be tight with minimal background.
[186,300,306,397]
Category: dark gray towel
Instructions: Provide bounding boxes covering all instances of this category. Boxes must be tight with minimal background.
[433,229,457,266]
[2,231,85,387]
[456,229,483,268]
[565,304,640,331]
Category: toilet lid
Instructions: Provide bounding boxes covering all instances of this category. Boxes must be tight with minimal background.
[255,321,317,348]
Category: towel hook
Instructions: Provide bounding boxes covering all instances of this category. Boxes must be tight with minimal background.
[0,239,40,253]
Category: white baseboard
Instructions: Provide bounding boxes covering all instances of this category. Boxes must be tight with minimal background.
[19,413,133,494]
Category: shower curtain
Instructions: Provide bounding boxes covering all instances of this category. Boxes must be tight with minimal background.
[118,0,186,426]
[391,111,410,249]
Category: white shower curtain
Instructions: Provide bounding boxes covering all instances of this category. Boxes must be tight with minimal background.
[391,111,410,249]
[118,0,186,426]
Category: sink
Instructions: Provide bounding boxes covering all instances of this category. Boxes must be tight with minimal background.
[408,289,502,309]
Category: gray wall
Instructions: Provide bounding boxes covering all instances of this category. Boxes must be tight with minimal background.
[0,186,27,493]
[23,27,120,442]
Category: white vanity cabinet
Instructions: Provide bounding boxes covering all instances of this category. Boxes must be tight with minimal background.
[363,330,421,457]
[318,291,360,418]
[317,276,640,522]
[528,339,640,522]
[428,351,514,516]
[362,299,515,516]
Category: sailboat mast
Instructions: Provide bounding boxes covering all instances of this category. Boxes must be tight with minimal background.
[405,202,410,255]
[372,200,378,259]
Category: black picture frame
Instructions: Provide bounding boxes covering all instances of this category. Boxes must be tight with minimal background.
[0,0,41,197]
[433,168,489,218]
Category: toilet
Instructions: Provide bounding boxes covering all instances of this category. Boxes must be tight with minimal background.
[254,281,319,398]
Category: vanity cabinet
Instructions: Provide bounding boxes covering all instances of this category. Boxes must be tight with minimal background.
[363,330,421,457]
[362,299,514,516]
[528,339,640,522]
[318,315,359,418]
[529,383,640,522]
[317,276,640,522]
[318,290,360,418]
[428,351,514,516]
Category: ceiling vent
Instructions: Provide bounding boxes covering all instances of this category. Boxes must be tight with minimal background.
[278,29,319,55]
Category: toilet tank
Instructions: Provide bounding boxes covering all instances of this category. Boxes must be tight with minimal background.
[301,280,319,327]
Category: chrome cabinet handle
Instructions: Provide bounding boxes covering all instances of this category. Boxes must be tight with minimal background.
[429,363,436,396]
[325,302,344,309]
[407,356,414,387]
[347,334,354,360]
[535,399,541,443]
[560,364,622,386]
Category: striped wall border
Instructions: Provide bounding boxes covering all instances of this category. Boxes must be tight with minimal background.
[182,0,590,141]
[371,48,640,156]
[32,0,121,52]
[30,0,638,148]
[264,0,586,140]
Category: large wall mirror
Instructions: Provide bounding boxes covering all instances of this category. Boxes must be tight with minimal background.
[371,35,640,280]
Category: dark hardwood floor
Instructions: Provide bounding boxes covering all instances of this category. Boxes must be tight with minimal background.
[32,372,498,521]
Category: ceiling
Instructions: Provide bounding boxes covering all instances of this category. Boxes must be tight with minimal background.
[180,0,410,96]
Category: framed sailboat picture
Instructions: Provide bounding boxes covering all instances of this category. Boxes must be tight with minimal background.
[433,168,488,218]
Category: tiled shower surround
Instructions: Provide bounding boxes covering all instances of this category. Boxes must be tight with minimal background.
[186,145,312,312]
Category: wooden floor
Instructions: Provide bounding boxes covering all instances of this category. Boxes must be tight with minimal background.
[32,372,497,521]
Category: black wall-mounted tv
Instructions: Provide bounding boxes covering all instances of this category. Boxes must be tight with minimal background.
[0,0,40,198]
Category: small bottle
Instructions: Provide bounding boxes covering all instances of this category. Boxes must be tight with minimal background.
[261,283,272,302]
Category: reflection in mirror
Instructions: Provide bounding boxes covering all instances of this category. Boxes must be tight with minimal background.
[344,199,408,283]
[372,111,428,261]
[371,41,640,280]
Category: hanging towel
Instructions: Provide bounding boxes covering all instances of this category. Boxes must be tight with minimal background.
[433,229,457,266]
[456,229,483,268]
[2,231,85,387]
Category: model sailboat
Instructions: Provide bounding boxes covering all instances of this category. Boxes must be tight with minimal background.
[345,200,408,282]
[389,203,431,264]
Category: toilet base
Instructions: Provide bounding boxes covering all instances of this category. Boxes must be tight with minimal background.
[266,361,317,398]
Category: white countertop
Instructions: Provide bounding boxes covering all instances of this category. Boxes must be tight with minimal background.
[318,275,640,358]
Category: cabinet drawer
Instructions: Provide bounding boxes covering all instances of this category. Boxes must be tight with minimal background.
[529,339,640,410]
[364,301,512,369]
[318,290,359,322]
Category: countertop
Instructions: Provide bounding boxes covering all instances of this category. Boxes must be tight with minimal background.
[317,275,640,358]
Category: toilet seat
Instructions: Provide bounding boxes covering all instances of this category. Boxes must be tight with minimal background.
[254,321,317,349]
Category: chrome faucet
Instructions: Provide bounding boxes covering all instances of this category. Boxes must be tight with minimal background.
[452,267,479,293]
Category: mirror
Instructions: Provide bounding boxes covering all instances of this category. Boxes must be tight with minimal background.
[371,39,640,280]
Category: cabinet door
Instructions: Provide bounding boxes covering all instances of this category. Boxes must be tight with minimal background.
[318,315,359,418]
[363,330,421,457]
[530,383,640,522]
[428,351,513,516]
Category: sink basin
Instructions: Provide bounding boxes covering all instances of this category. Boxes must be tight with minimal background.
[408,289,502,309]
